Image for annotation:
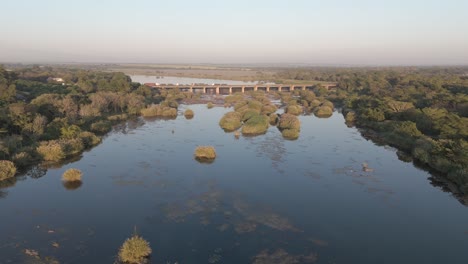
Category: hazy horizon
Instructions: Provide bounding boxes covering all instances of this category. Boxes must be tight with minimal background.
[1,0,467,66]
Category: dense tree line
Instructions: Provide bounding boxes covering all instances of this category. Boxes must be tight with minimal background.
[0,65,188,174]
[276,67,468,197]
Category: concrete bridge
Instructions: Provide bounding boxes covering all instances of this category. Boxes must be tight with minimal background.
[143,83,337,95]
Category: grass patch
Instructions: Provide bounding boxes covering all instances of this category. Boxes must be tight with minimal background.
[141,105,177,118]
[62,168,82,182]
[242,114,269,135]
[207,102,214,109]
[118,235,152,264]
[314,106,333,118]
[281,129,300,140]
[194,146,217,162]
[184,109,194,119]
[219,112,242,132]
[285,105,303,116]
[278,113,301,140]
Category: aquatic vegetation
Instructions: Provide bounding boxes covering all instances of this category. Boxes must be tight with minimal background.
[184,109,194,119]
[241,114,269,135]
[314,105,333,117]
[278,114,301,139]
[235,222,257,233]
[90,120,112,134]
[118,235,152,264]
[108,113,129,121]
[285,105,302,116]
[140,104,177,118]
[281,129,300,140]
[242,109,261,122]
[261,104,277,115]
[252,249,318,264]
[219,112,242,132]
[269,113,279,125]
[0,160,16,181]
[278,114,300,131]
[207,102,214,109]
[78,131,101,148]
[62,168,82,182]
[224,94,245,105]
[194,146,217,161]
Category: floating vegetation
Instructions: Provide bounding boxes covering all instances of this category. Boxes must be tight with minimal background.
[234,221,257,234]
[194,146,217,162]
[164,186,299,234]
[184,109,194,119]
[140,104,177,118]
[241,114,269,136]
[314,105,333,118]
[62,168,82,182]
[219,112,242,132]
[278,114,301,140]
[285,105,303,116]
[252,249,318,264]
[118,234,152,264]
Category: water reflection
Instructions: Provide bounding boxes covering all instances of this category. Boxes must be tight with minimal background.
[62,180,83,190]
[27,165,47,179]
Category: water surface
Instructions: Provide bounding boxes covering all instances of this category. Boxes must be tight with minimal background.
[0,105,467,263]
[131,75,271,85]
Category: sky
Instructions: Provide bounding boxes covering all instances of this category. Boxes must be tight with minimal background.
[1,0,467,65]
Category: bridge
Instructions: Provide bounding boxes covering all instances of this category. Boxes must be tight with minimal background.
[143,83,337,95]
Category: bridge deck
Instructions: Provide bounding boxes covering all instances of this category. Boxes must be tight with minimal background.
[142,83,337,94]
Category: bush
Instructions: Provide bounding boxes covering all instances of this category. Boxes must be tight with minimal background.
[79,131,101,148]
[141,105,177,118]
[37,140,65,161]
[207,102,214,109]
[0,160,16,181]
[285,105,302,116]
[194,146,217,161]
[345,111,356,123]
[278,113,301,130]
[108,114,128,121]
[278,114,300,140]
[219,112,242,132]
[314,106,333,118]
[61,138,84,156]
[269,113,279,125]
[62,168,82,182]
[118,235,152,264]
[225,94,245,105]
[281,129,300,140]
[261,104,277,115]
[242,109,260,122]
[90,120,112,134]
[12,150,35,168]
[184,109,194,119]
[242,114,269,135]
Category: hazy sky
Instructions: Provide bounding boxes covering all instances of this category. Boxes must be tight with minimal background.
[1,0,467,65]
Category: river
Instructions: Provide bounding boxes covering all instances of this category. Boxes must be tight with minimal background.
[0,90,467,263]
